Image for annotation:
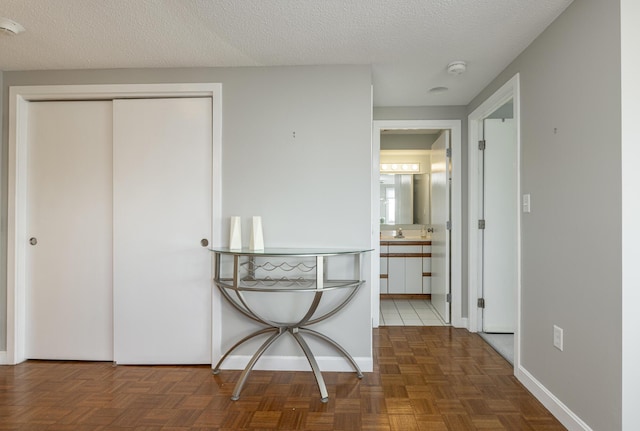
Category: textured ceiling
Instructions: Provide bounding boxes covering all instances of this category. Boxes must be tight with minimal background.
[0,0,573,106]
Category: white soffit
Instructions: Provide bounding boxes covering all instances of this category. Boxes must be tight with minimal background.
[381,150,430,157]
[382,129,441,135]
[0,0,573,106]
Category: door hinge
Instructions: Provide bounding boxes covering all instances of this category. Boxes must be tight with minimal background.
[478,219,485,229]
[478,140,486,150]
[446,147,452,158]
[478,298,485,308]
[446,221,451,230]
[446,293,451,303]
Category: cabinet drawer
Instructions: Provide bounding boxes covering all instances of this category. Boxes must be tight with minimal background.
[389,245,422,254]
[380,244,388,254]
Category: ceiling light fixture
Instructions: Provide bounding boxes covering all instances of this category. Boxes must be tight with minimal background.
[0,17,25,35]
[447,60,467,75]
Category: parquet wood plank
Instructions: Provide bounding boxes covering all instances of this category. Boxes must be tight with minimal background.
[0,327,566,430]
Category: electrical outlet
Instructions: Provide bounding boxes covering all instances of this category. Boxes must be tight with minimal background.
[553,325,563,351]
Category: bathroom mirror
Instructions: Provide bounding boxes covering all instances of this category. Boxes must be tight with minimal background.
[380,173,430,226]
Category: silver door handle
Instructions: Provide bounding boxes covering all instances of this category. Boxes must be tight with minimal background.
[200,238,209,247]
[29,237,37,246]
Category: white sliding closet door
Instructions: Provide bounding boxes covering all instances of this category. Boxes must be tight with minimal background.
[113,98,213,364]
[26,101,113,360]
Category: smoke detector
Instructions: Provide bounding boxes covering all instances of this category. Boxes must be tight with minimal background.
[0,17,25,35]
[447,61,467,75]
[428,86,449,94]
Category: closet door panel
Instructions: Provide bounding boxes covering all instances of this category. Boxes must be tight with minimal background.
[26,101,113,360]
[113,98,212,364]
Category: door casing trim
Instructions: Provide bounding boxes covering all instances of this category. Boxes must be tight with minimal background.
[371,119,462,328]
[5,83,223,365]
[467,74,521,368]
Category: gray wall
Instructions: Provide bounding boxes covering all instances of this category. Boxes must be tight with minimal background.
[374,106,469,317]
[469,0,622,429]
[1,65,374,360]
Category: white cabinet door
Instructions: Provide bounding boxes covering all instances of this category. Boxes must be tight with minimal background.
[26,101,113,360]
[422,277,431,294]
[386,245,425,294]
[405,257,423,294]
[380,279,388,294]
[387,257,405,293]
[380,257,388,276]
[113,98,213,364]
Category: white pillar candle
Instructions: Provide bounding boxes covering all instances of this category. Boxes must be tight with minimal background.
[250,216,264,251]
[229,216,242,250]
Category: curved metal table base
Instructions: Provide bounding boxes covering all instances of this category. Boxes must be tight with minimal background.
[214,325,362,403]
[211,249,369,403]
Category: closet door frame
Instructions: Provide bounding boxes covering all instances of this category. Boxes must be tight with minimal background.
[5,83,223,365]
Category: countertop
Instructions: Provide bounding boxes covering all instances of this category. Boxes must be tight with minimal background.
[380,236,432,245]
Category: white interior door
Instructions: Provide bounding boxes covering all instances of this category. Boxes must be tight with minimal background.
[482,118,517,333]
[26,101,113,360]
[113,98,213,364]
[430,131,451,323]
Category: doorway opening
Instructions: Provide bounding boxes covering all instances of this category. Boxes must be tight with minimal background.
[371,120,462,329]
[468,74,521,368]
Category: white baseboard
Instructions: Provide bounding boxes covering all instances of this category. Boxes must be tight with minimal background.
[458,317,469,329]
[516,365,592,431]
[216,354,373,373]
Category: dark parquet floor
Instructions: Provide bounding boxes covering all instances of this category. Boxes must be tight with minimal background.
[0,326,566,430]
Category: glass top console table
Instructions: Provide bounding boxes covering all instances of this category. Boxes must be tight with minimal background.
[210,247,371,402]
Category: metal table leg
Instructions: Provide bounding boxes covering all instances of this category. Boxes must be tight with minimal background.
[299,327,363,378]
[212,327,277,374]
[289,328,329,402]
[231,328,286,401]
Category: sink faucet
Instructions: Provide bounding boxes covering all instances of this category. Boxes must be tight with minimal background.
[394,228,404,238]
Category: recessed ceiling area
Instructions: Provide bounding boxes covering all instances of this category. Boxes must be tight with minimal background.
[0,0,574,107]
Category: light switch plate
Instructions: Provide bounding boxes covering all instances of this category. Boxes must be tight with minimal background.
[553,325,563,351]
[523,194,531,213]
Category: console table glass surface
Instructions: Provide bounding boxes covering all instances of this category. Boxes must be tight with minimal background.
[210,247,371,402]
[210,247,370,256]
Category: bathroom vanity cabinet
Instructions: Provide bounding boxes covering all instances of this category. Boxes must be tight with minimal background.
[380,240,431,295]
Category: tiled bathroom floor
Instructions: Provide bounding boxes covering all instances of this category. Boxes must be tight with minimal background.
[379,298,448,326]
